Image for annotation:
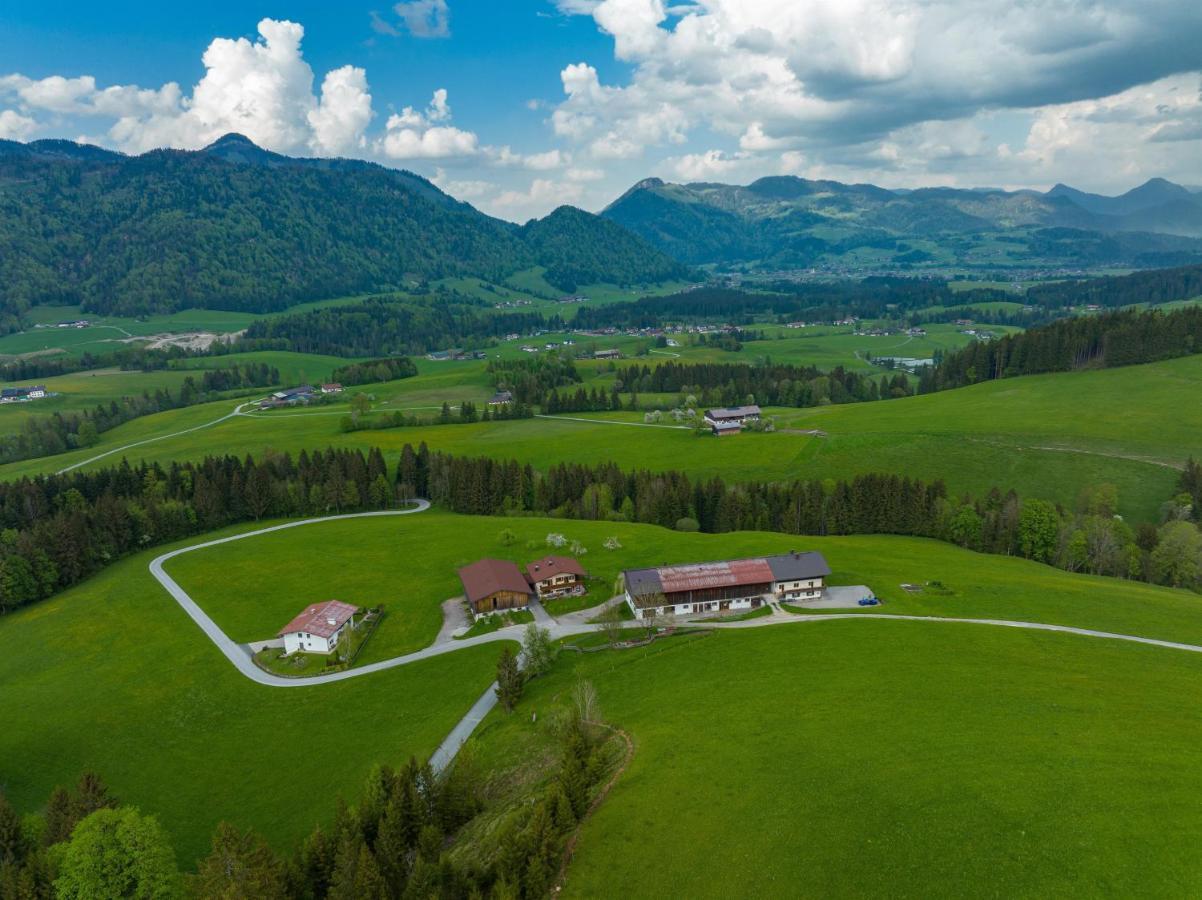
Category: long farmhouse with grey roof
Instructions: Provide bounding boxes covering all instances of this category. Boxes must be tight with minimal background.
[622,551,831,619]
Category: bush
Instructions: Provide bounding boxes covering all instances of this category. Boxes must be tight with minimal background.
[675,517,700,532]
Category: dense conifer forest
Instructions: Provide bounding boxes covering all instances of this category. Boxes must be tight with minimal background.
[923,306,1202,389]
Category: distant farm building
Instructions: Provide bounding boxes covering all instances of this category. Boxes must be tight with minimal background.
[458,559,534,618]
[320,383,343,394]
[488,390,514,406]
[704,405,761,434]
[593,349,621,360]
[0,385,47,403]
[260,385,315,409]
[622,552,831,619]
[278,600,360,654]
[525,556,586,600]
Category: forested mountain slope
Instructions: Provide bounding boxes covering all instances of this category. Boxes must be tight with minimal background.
[0,135,682,322]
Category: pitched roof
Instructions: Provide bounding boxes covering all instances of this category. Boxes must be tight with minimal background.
[705,405,761,420]
[623,552,830,602]
[278,600,359,638]
[524,555,585,583]
[458,559,532,604]
[765,552,832,582]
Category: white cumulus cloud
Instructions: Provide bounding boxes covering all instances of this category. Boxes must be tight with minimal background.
[2,19,373,157]
[0,109,37,140]
[380,89,480,159]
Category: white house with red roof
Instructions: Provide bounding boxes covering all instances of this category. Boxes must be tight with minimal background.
[278,600,360,655]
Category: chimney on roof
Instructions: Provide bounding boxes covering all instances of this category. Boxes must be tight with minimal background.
[327,617,336,626]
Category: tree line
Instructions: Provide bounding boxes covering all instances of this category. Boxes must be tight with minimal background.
[329,357,418,387]
[487,357,582,405]
[339,400,534,433]
[240,296,562,357]
[0,363,280,465]
[921,306,1202,390]
[1025,264,1202,310]
[4,444,1201,617]
[615,360,913,407]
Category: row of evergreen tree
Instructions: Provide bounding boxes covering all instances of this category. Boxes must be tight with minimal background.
[339,401,534,433]
[329,357,419,387]
[615,361,913,407]
[921,306,1202,390]
[240,297,563,358]
[4,444,1200,617]
[1025,264,1202,310]
[487,358,581,405]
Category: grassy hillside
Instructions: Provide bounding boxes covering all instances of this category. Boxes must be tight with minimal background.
[5,510,1202,874]
[486,623,1202,896]
[5,354,1195,520]
[0,520,504,865]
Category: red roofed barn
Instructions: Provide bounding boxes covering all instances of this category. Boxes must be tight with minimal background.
[278,600,360,655]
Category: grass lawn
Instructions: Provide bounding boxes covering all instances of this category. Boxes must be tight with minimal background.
[0,522,508,866]
[485,623,1202,896]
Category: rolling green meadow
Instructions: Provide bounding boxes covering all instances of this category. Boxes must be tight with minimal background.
[7,354,1197,521]
[0,519,509,866]
[478,622,1202,897]
[7,509,1202,873]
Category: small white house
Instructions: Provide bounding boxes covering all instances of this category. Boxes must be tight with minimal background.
[278,600,360,655]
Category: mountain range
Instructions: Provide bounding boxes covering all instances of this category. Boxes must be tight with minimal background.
[3,132,1202,323]
[600,175,1202,270]
[0,133,686,318]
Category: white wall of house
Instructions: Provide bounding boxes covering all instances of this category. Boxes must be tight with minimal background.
[624,591,765,618]
[282,622,350,655]
[773,577,825,601]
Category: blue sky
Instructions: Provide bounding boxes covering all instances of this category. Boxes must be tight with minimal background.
[2,1,1201,220]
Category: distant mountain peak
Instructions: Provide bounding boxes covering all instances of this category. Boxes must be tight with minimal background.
[203,132,261,151]
[633,177,665,190]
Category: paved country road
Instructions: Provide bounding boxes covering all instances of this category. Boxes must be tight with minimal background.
[56,400,253,475]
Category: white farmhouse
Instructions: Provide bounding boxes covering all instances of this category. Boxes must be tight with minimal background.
[278,600,360,655]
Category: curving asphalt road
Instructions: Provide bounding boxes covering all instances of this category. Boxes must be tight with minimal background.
[56,400,253,475]
[149,501,534,687]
